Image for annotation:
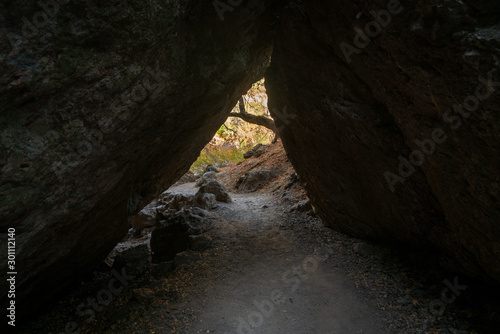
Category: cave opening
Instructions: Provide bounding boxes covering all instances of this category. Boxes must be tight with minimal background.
[104,77,288,264]
[20,64,499,332]
[5,0,500,332]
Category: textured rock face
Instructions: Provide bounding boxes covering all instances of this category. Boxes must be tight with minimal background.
[236,169,278,193]
[193,192,217,210]
[2,0,500,320]
[197,179,232,203]
[266,0,500,283]
[0,0,282,315]
[112,244,151,277]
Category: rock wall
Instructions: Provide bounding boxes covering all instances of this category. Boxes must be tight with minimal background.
[266,0,500,283]
[2,0,500,320]
[0,0,283,316]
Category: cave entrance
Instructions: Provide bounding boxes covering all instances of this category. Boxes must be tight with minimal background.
[105,78,305,265]
[189,78,277,176]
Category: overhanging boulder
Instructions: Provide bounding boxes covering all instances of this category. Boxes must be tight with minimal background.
[266,0,500,284]
[0,0,284,318]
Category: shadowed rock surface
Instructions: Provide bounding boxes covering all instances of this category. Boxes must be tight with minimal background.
[0,0,283,317]
[150,213,191,264]
[266,0,500,284]
[193,192,217,210]
[112,244,151,277]
[195,171,217,187]
[196,179,232,203]
[236,169,279,193]
[1,0,500,323]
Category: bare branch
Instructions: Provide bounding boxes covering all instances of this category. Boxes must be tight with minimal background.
[229,111,278,133]
[238,97,247,114]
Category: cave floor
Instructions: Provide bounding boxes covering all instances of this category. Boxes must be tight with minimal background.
[19,185,485,334]
[183,191,385,334]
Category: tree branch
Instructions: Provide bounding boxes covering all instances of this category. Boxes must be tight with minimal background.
[230,95,279,142]
[238,97,246,114]
[223,124,237,133]
[229,111,278,133]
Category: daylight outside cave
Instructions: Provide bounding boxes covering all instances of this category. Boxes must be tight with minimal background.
[189,79,276,176]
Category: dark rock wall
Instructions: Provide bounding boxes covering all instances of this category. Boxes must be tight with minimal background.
[266,0,500,283]
[1,0,500,319]
[0,0,283,315]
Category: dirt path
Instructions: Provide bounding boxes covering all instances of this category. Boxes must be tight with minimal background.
[19,183,484,334]
[182,191,384,334]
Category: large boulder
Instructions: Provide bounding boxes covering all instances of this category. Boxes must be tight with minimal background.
[112,244,151,277]
[159,193,194,215]
[197,179,232,203]
[150,208,213,263]
[0,0,284,317]
[131,193,194,230]
[131,206,160,231]
[2,0,500,322]
[193,192,218,210]
[266,0,500,283]
[150,214,191,263]
[243,143,268,159]
[204,164,219,173]
[195,171,217,187]
[236,169,278,193]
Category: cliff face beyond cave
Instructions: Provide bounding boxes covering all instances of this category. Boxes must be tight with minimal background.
[1,0,499,319]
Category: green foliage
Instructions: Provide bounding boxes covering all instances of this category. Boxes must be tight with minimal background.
[190,78,273,174]
[216,124,237,140]
[253,130,271,145]
[190,143,252,175]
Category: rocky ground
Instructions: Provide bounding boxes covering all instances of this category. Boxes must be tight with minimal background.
[16,144,500,334]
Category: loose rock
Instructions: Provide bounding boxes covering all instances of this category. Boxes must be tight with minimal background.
[196,171,217,187]
[112,244,151,277]
[243,143,268,159]
[197,180,232,203]
[205,165,219,173]
[150,208,213,263]
[236,169,277,193]
[159,193,194,215]
[150,214,192,263]
[131,208,158,231]
[193,192,217,210]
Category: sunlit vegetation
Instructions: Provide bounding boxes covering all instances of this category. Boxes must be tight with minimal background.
[190,79,274,175]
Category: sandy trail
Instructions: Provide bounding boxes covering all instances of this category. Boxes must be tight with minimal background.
[169,183,385,334]
[19,183,483,334]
